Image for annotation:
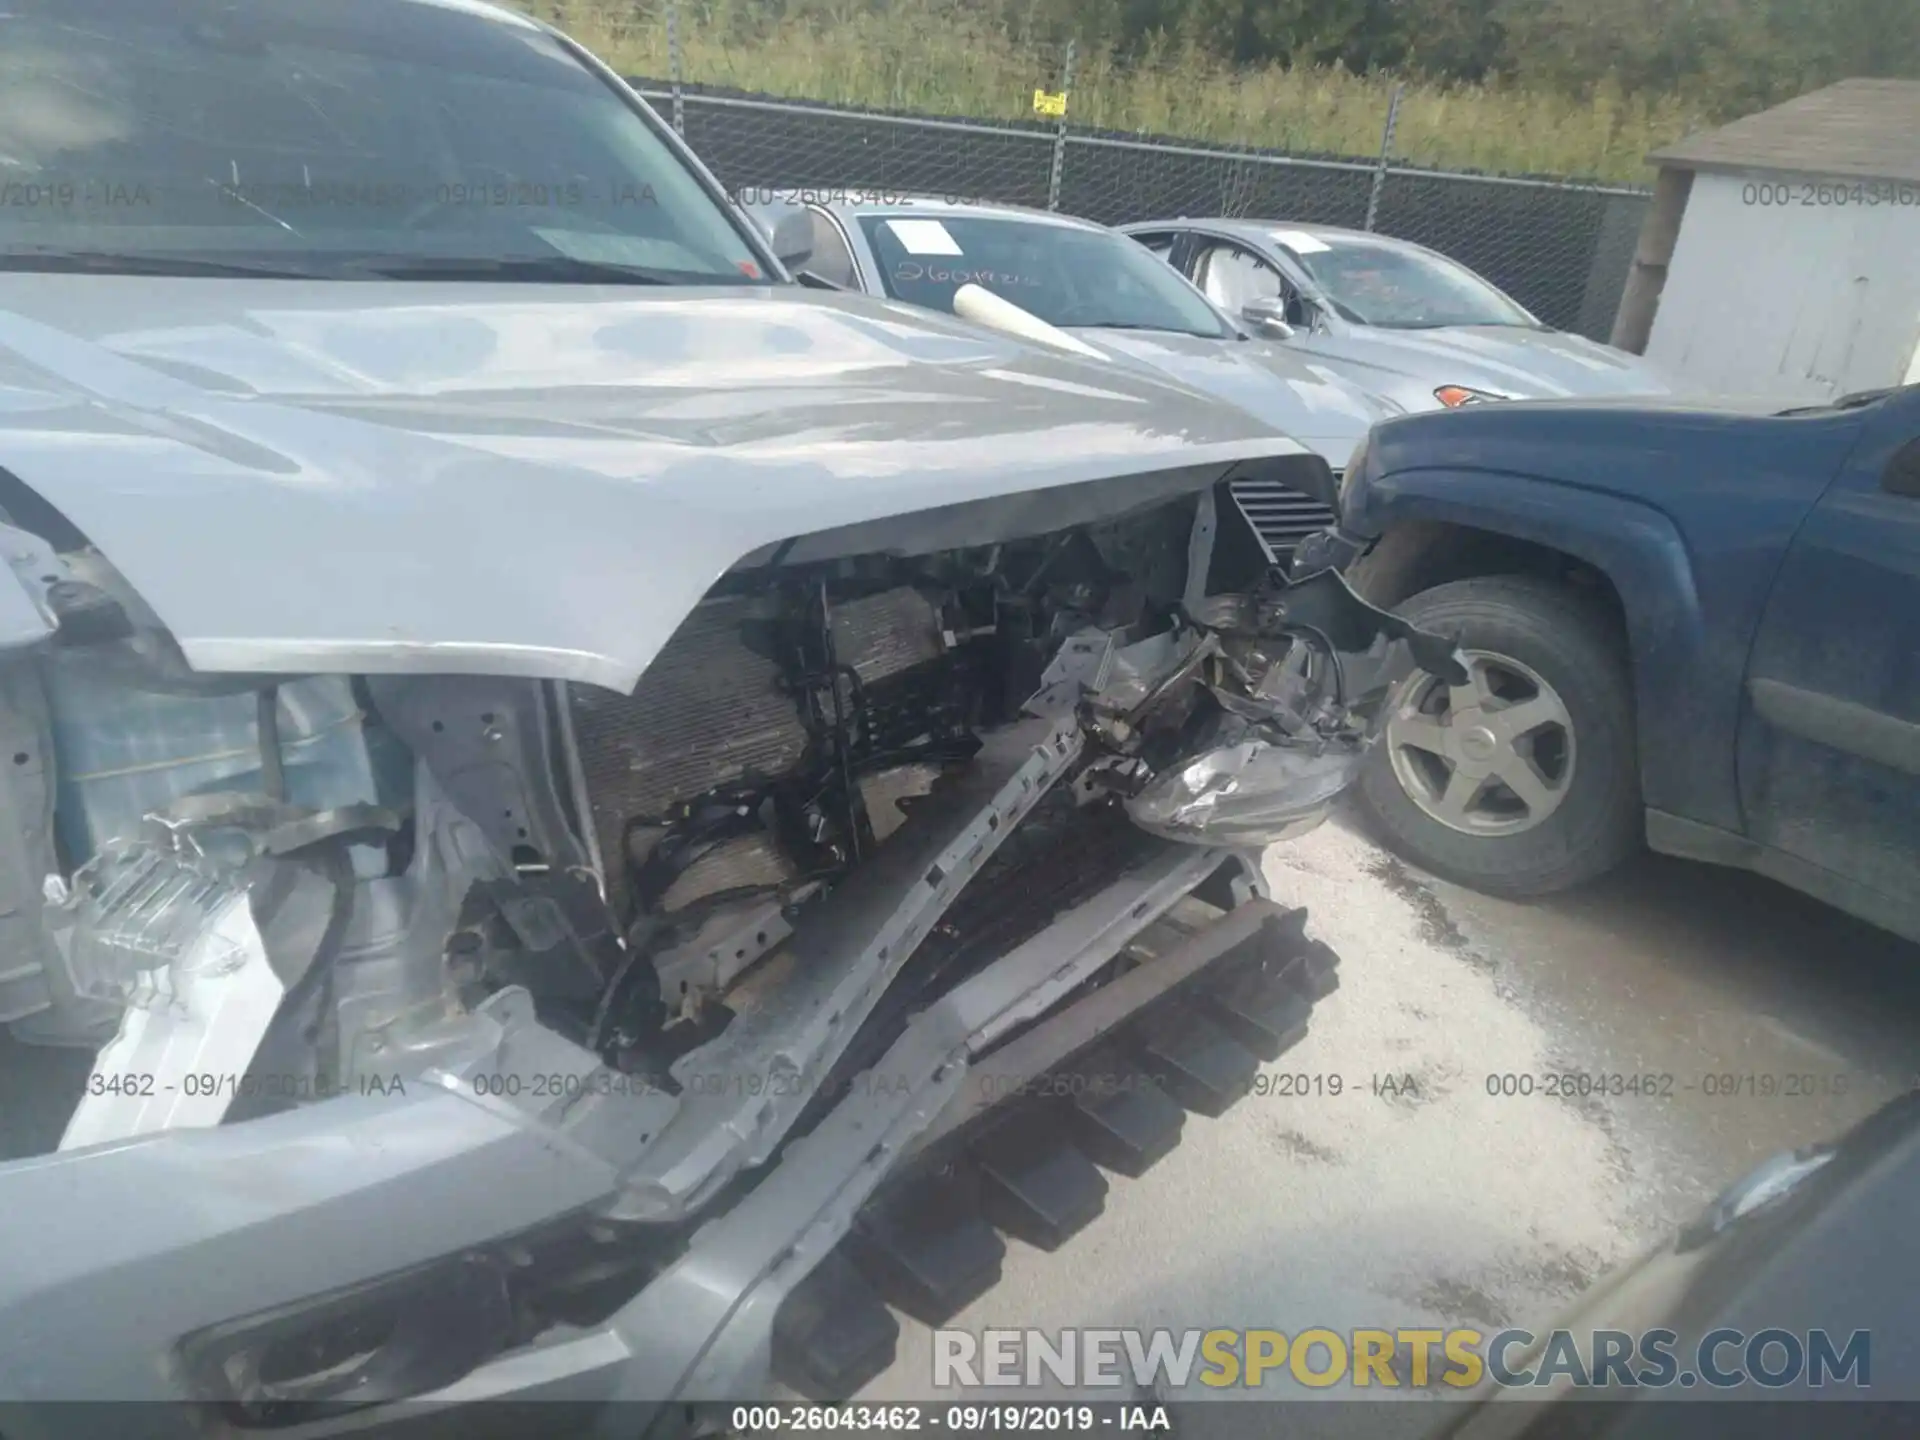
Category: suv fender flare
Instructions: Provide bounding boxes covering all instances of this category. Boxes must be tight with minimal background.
[1348,466,1739,834]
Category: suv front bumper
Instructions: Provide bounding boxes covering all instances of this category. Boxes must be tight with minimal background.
[0,842,1343,1440]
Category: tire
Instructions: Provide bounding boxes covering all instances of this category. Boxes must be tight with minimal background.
[1353,574,1641,897]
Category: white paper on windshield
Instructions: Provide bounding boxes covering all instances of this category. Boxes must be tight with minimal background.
[1271,229,1331,254]
[887,219,964,256]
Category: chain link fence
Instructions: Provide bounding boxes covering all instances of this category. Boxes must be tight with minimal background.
[618,25,1650,340]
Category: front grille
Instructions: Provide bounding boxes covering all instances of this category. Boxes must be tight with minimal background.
[1229,473,1340,557]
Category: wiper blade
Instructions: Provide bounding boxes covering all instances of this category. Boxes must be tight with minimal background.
[0,248,327,280]
[334,254,679,285]
[1065,322,1213,337]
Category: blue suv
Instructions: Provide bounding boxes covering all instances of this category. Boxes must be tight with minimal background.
[1309,383,1920,944]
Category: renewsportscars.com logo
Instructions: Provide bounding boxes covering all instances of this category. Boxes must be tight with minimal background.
[933,1327,1872,1391]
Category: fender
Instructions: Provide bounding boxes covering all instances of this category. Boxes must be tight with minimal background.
[1346,466,1741,834]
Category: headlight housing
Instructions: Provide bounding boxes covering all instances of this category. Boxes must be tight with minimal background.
[176,1213,652,1424]
[180,1253,518,1422]
[1433,384,1510,408]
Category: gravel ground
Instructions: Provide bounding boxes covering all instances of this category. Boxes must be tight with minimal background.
[867,814,1920,1425]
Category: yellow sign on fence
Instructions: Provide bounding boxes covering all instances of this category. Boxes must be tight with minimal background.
[1033,89,1068,117]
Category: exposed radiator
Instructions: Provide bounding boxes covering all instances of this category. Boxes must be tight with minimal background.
[1229,472,1340,557]
[568,596,810,916]
[565,586,954,921]
[828,587,946,684]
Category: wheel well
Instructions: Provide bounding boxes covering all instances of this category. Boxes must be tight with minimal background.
[1347,520,1628,638]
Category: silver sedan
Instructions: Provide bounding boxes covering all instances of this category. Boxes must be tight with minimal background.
[1117,218,1674,414]
[743,192,1403,555]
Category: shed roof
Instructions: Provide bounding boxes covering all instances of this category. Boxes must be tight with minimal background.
[1648,78,1920,185]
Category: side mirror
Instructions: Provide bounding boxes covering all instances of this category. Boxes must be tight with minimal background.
[1241,296,1295,341]
[768,210,814,272]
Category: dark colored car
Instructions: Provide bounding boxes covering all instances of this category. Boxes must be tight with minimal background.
[1430,1088,1920,1436]
[1305,384,1920,942]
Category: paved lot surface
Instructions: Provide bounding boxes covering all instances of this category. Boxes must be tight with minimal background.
[870,813,1920,1424]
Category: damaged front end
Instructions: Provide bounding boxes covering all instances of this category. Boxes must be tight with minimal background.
[1040,544,1467,849]
[0,475,1458,1433]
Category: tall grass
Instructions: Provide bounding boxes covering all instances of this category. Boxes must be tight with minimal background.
[536,0,1705,182]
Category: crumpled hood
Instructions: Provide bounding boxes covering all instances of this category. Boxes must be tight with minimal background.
[0,276,1309,692]
[1312,323,1674,408]
[1078,326,1387,463]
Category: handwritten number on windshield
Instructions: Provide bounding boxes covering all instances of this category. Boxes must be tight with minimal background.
[893,262,1039,287]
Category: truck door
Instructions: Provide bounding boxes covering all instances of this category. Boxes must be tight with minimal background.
[1737,386,1920,940]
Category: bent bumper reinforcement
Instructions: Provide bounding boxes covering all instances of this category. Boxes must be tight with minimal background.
[0,848,1345,1437]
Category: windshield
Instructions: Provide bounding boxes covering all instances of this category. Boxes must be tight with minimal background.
[1276,233,1537,329]
[0,0,767,283]
[860,215,1233,339]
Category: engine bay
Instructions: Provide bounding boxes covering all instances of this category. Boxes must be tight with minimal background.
[0,480,1459,1170]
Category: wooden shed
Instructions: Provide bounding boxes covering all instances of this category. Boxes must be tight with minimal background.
[1611,78,1920,401]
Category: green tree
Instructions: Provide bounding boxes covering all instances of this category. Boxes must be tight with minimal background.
[924,0,1918,113]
